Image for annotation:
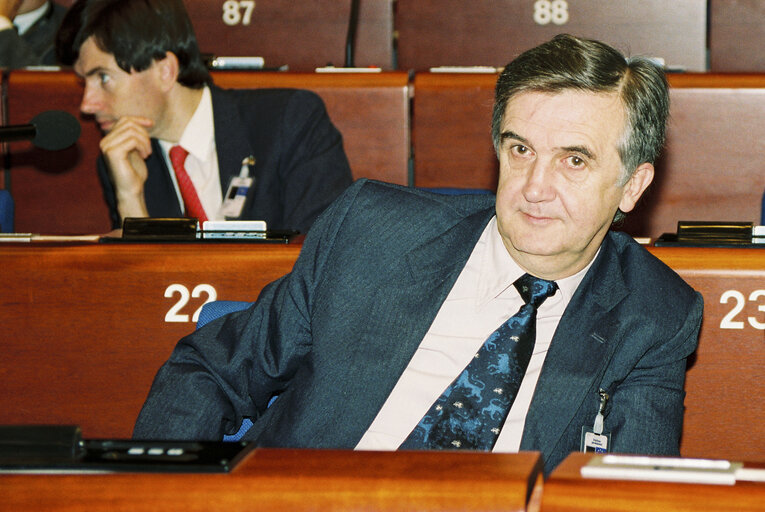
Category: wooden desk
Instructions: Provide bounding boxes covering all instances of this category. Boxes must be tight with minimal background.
[0,449,543,512]
[411,72,765,238]
[0,241,302,438]
[1,242,762,462]
[48,0,395,71]
[396,0,707,72]
[185,0,394,71]
[709,0,765,72]
[3,70,410,234]
[646,246,765,463]
[540,452,765,512]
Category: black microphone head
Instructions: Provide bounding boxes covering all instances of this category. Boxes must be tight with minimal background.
[30,110,81,151]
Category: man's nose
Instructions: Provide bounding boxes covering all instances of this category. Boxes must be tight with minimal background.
[521,160,556,203]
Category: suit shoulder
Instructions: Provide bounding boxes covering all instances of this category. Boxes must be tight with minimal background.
[346,179,495,217]
[214,85,325,111]
[607,231,700,304]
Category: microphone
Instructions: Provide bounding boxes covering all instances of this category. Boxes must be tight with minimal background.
[0,110,81,151]
[344,0,360,67]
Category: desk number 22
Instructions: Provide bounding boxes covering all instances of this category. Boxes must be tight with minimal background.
[165,284,218,323]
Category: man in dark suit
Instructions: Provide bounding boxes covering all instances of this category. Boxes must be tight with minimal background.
[0,0,66,68]
[55,0,352,233]
[134,35,703,475]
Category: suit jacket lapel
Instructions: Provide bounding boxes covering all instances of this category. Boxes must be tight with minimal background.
[520,234,629,454]
[339,206,497,441]
[210,86,255,196]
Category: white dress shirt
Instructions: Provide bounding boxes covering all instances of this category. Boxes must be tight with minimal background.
[5,2,48,35]
[158,86,224,221]
[356,216,593,452]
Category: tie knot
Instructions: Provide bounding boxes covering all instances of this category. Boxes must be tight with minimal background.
[514,273,558,308]
[169,145,188,170]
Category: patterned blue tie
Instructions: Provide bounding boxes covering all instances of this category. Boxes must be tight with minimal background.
[400,273,558,450]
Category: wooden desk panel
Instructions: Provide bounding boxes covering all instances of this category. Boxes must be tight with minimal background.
[541,453,765,512]
[0,242,302,438]
[0,450,541,512]
[185,0,394,71]
[412,73,765,238]
[647,247,765,462]
[396,0,707,72]
[411,73,498,190]
[4,70,410,234]
[710,0,765,72]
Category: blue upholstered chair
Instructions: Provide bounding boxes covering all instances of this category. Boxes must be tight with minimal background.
[0,190,14,233]
[196,300,252,328]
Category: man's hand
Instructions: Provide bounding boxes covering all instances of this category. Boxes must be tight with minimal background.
[99,116,155,220]
[0,0,24,23]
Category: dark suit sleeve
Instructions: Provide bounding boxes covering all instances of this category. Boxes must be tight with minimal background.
[605,290,703,456]
[271,90,352,233]
[96,155,122,229]
[0,3,65,68]
[0,29,40,68]
[132,180,365,440]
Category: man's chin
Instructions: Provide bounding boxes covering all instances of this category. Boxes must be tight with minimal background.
[501,223,566,258]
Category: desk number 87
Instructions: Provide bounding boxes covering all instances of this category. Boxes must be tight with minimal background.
[223,0,255,26]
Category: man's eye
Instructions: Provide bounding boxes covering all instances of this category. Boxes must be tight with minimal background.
[512,144,530,156]
[567,155,585,167]
[99,73,111,85]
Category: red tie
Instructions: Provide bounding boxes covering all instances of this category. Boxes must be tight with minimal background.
[169,145,208,222]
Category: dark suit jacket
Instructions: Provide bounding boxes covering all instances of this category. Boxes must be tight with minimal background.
[134,179,703,475]
[97,85,353,233]
[0,2,66,68]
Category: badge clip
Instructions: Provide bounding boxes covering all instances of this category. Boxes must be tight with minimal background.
[581,388,612,453]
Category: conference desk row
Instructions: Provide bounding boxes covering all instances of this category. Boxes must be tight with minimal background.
[2,70,764,238]
[45,0,765,72]
[2,449,764,511]
[0,240,763,467]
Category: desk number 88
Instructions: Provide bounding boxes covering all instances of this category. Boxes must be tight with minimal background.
[533,0,569,25]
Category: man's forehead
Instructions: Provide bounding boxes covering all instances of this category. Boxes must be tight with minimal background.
[74,37,116,75]
[500,90,625,146]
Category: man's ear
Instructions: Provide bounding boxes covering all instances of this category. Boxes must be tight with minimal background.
[156,51,180,92]
[618,162,654,214]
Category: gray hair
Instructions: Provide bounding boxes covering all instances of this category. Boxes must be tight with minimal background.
[491,34,669,204]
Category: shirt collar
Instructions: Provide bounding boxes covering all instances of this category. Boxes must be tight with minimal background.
[477,215,597,306]
[179,85,214,163]
[14,1,49,35]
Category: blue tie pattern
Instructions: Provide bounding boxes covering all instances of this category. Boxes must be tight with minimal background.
[400,273,558,450]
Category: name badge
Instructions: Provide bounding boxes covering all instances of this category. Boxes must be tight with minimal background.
[219,156,255,219]
[220,176,253,219]
[581,388,612,453]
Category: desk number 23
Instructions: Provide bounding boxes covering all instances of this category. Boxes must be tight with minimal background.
[720,289,765,330]
[164,284,218,323]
